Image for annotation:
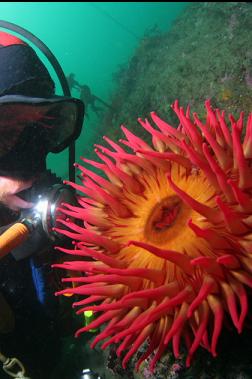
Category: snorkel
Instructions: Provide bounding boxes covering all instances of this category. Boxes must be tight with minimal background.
[0,21,84,258]
[0,20,77,182]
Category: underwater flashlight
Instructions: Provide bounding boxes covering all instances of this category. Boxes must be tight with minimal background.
[31,184,76,242]
[80,369,103,379]
[0,184,76,259]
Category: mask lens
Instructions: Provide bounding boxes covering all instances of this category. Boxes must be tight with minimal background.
[45,101,80,152]
[0,97,84,157]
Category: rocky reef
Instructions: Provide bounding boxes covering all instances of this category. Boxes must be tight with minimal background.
[99,2,252,144]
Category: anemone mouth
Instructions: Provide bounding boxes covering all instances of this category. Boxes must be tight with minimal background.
[108,167,217,252]
[145,195,182,238]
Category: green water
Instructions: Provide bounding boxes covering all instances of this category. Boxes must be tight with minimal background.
[0,2,188,179]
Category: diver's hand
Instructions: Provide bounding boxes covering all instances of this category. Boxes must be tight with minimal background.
[0,177,34,210]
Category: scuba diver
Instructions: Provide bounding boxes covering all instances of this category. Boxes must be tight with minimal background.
[67,73,114,117]
[79,84,103,117]
[0,26,104,379]
[66,73,80,92]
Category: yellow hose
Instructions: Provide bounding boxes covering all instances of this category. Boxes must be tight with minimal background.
[0,223,30,259]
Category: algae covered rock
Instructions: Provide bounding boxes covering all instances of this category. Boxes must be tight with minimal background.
[102,2,252,142]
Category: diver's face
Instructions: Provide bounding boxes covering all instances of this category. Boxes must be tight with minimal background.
[0,176,34,211]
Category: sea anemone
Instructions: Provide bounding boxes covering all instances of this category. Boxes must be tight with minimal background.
[53,99,252,370]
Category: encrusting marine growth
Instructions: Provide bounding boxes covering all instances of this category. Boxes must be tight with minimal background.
[53,100,252,370]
